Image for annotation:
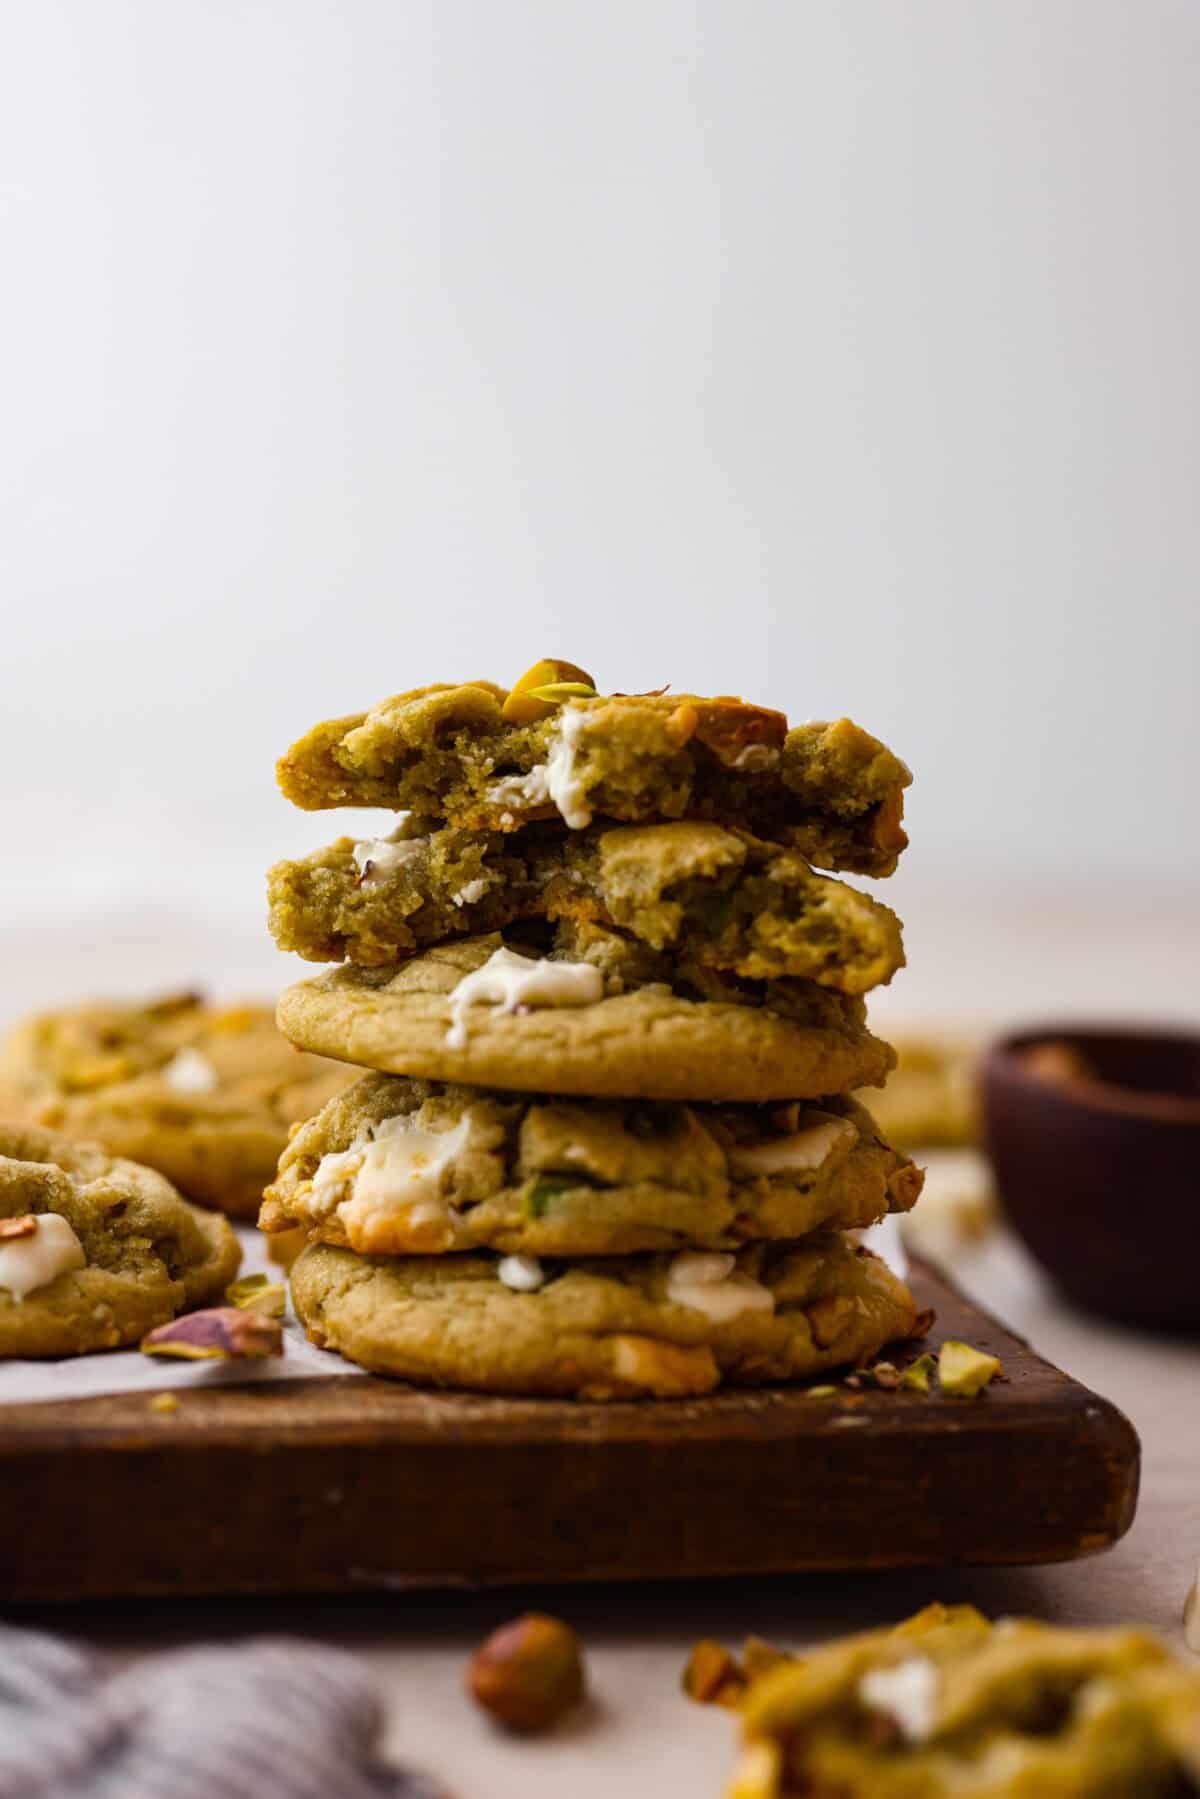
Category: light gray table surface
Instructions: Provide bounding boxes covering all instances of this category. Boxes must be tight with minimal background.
[3,884,1198,1797]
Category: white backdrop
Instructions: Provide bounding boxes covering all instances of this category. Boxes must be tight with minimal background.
[3,2,1198,950]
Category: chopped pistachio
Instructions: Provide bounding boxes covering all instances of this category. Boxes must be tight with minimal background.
[938,1339,1002,1397]
[500,659,596,723]
[522,1174,578,1218]
[148,1392,179,1415]
[522,682,599,703]
[899,1352,937,1394]
[226,1272,287,1317]
[806,1385,838,1399]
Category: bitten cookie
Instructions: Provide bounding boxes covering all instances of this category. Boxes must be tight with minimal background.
[0,1124,241,1357]
[269,819,904,993]
[261,1072,922,1256]
[276,675,910,876]
[290,1235,922,1399]
[0,993,352,1217]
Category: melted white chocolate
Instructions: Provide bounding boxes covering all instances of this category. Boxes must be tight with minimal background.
[161,1047,219,1094]
[486,709,593,829]
[352,833,425,882]
[0,1215,87,1299]
[310,1113,474,1251]
[726,1116,856,1178]
[497,1254,546,1292]
[544,707,592,828]
[665,1251,775,1324]
[445,947,603,1049]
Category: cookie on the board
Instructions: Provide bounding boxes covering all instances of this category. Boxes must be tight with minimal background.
[290,1234,921,1399]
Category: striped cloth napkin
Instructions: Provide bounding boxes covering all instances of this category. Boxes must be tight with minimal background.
[0,1625,440,1798]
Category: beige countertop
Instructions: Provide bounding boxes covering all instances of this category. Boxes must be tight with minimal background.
[4,884,1199,1796]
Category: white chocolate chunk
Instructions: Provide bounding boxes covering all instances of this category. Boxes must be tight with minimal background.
[729,744,780,771]
[352,833,425,883]
[497,1253,546,1292]
[665,1251,775,1324]
[0,1215,86,1299]
[726,1117,856,1177]
[310,1113,474,1251]
[161,1048,219,1094]
[487,767,551,810]
[858,1656,939,1743]
[445,946,603,1049]
[450,877,492,908]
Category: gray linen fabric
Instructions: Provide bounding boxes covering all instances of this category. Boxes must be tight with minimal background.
[0,1625,439,1799]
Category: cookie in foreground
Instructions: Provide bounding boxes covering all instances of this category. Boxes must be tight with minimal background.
[261,1072,922,1256]
[720,1602,1200,1797]
[269,819,904,994]
[276,677,910,876]
[0,1124,241,1357]
[276,927,896,1102]
[0,992,351,1217]
[289,1236,921,1398]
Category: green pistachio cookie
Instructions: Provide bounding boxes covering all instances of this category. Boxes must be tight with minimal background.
[276,927,896,1101]
[290,1235,921,1398]
[0,993,352,1218]
[0,1124,241,1357]
[260,1071,922,1256]
[268,819,904,994]
[275,674,910,876]
[730,1602,1200,1798]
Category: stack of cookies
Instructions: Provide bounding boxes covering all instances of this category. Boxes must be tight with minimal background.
[262,662,926,1400]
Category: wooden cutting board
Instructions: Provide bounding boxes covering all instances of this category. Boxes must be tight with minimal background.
[0,1261,1138,1602]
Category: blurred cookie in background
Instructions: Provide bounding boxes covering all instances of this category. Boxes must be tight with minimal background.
[0,993,351,1218]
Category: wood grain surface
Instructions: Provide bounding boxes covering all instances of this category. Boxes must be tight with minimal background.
[0,1262,1139,1602]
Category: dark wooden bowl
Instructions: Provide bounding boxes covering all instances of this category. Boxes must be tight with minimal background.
[982,1024,1200,1332]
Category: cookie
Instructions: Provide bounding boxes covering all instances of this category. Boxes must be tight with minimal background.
[290,1235,921,1398]
[732,1603,1200,1797]
[0,994,352,1218]
[261,1072,922,1256]
[276,929,896,1101]
[276,678,910,876]
[857,1032,981,1150]
[268,819,904,994]
[0,1123,241,1357]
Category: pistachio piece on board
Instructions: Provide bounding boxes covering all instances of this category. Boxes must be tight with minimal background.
[226,1273,287,1317]
[500,659,597,724]
[938,1339,1002,1397]
[467,1613,585,1731]
[140,1307,284,1361]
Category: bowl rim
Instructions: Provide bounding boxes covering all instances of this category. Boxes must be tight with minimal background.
[984,1022,1200,1126]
